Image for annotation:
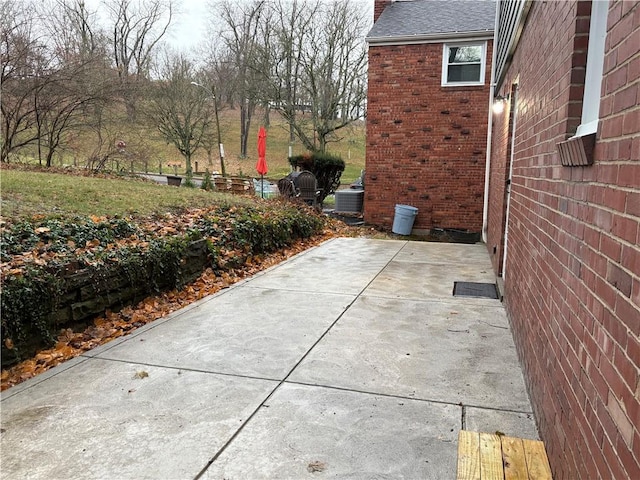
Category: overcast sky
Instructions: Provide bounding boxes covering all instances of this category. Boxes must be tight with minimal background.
[81,0,209,51]
[166,0,209,50]
[82,0,373,51]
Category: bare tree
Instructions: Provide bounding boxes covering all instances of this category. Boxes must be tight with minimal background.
[1,0,50,162]
[2,0,173,168]
[104,0,172,121]
[146,51,214,177]
[31,0,114,167]
[212,0,267,158]
[245,0,368,153]
[262,0,319,144]
[199,50,233,175]
[43,0,125,171]
[47,0,106,63]
[201,49,237,110]
[33,61,109,167]
[296,0,367,152]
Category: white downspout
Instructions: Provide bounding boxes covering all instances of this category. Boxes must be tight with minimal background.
[482,0,500,244]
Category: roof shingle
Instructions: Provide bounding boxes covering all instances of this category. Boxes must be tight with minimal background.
[367,0,495,41]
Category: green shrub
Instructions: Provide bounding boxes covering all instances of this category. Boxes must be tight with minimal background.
[201,170,214,191]
[183,172,196,188]
[1,268,64,364]
[0,204,325,365]
[0,217,140,260]
[288,152,345,205]
[227,206,324,254]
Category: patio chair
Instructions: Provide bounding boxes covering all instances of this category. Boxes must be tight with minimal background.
[277,177,297,198]
[296,170,321,208]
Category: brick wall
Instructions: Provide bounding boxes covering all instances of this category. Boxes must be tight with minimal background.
[365,42,492,233]
[487,1,640,478]
[486,84,515,274]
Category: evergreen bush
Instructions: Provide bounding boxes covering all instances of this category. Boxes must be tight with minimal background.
[288,152,345,205]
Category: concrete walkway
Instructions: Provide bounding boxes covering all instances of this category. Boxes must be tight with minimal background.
[1,238,537,479]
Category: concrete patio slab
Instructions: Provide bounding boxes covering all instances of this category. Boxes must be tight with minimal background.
[364,261,496,302]
[96,288,354,380]
[288,296,531,411]
[246,238,404,294]
[465,406,539,440]
[0,358,277,479]
[201,383,459,480]
[393,242,495,266]
[1,238,538,479]
[0,355,90,401]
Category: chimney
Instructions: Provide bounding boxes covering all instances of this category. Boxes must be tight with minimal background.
[374,0,392,22]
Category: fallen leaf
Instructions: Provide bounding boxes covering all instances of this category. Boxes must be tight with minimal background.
[307,461,326,473]
[133,371,149,379]
[94,318,108,327]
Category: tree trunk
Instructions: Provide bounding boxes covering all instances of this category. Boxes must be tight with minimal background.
[240,101,254,158]
[185,152,192,176]
[125,98,137,122]
[240,106,247,157]
[38,136,43,166]
[46,149,55,168]
[263,104,270,127]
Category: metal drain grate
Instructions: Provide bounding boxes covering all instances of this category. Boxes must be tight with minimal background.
[453,281,499,299]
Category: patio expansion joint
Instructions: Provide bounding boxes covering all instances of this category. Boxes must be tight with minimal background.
[392,260,494,270]
[280,380,534,416]
[83,356,283,384]
[193,246,407,479]
[461,404,467,429]
[243,284,358,298]
[359,293,505,308]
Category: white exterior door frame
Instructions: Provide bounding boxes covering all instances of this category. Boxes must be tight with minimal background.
[502,84,518,280]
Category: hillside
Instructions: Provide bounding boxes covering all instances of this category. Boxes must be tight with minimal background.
[27,109,366,185]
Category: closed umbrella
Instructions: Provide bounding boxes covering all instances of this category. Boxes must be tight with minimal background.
[256,126,268,198]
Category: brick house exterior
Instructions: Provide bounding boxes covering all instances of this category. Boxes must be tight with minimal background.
[365,0,495,234]
[487,1,640,478]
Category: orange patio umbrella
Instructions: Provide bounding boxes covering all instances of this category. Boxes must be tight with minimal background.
[256,126,268,198]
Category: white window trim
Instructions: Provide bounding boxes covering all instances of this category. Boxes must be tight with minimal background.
[441,41,487,87]
[574,0,609,137]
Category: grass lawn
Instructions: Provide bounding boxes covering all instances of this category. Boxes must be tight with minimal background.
[0,169,254,221]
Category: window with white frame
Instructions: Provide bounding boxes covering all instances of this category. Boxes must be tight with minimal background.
[442,42,487,86]
[574,0,608,137]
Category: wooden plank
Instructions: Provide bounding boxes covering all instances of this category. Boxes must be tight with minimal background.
[523,439,553,480]
[456,430,481,480]
[479,433,505,480]
[501,436,529,480]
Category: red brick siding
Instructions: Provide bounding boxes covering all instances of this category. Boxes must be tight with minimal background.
[365,41,492,232]
[486,83,517,274]
[487,1,640,478]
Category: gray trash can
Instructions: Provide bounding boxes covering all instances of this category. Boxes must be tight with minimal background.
[392,204,418,235]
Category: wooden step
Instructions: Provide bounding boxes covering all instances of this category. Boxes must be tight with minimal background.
[457,430,553,480]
